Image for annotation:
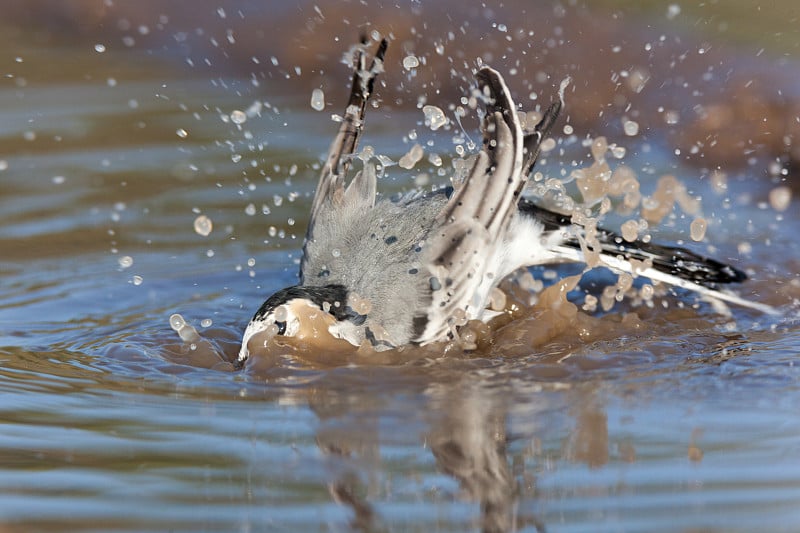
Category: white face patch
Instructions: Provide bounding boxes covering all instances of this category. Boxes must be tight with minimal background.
[238,298,350,362]
[238,320,275,362]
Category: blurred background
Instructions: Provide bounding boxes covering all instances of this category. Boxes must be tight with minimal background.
[3,0,800,172]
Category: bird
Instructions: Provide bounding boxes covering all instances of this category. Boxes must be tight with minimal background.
[238,38,775,363]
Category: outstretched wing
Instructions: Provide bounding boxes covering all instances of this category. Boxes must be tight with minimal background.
[300,36,387,282]
[415,67,526,344]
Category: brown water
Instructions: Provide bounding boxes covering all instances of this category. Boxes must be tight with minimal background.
[2,3,800,532]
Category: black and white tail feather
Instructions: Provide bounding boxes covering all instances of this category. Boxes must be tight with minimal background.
[239,38,776,362]
[519,199,776,315]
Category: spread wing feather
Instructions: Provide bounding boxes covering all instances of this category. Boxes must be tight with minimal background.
[416,68,525,343]
[300,37,387,282]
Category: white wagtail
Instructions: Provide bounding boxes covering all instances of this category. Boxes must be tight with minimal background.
[238,38,774,362]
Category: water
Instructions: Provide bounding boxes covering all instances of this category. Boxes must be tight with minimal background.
[2,4,800,532]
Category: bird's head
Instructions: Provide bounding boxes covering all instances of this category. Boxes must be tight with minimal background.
[238,284,369,362]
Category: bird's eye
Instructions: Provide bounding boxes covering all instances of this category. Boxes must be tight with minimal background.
[275,321,287,335]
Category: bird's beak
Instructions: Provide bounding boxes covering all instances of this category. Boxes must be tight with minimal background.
[237,344,249,362]
[238,320,268,363]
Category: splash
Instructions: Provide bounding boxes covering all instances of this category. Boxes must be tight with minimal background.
[169,313,200,343]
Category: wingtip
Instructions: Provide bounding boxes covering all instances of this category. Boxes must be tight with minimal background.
[558,76,571,106]
[475,66,506,99]
[474,67,519,135]
[376,37,388,62]
[476,65,501,79]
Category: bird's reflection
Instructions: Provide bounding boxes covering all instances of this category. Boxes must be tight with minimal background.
[425,381,516,533]
[294,372,618,533]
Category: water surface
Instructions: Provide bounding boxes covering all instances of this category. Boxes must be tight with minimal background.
[1,4,800,532]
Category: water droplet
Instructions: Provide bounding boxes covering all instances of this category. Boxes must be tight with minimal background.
[331,248,341,258]
[664,110,680,125]
[310,88,325,111]
[176,128,188,138]
[52,175,65,185]
[738,241,752,255]
[200,318,213,328]
[666,4,681,19]
[403,55,419,70]
[230,110,246,124]
[540,138,556,153]
[245,203,256,216]
[94,43,106,53]
[118,255,133,269]
[591,137,608,161]
[169,314,185,331]
[690,218,707,241]
[422,105,448,130]
[132,275,143,286]
[769,186,791,212]
[641,284,654,300]
[274,305,289,322]
[621,220,639,242]
[623,119,639,136]
[169,313,200,342]
[194,215,213,236]
[399,144,424,169]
